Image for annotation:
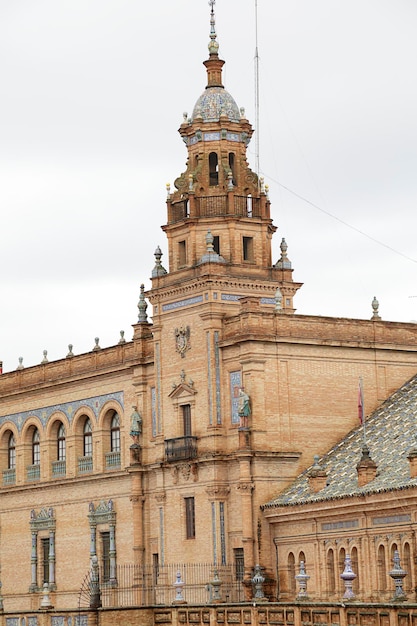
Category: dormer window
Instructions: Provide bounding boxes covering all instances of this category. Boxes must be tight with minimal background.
[209,152,219,186]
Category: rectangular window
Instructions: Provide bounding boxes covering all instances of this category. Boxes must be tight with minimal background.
[243,236,254,262]
[41,537,50,584]
[101,531,110,582]
[234,547,244,581]
[152,553,159,586]
[178,240,187,267]
[182,404,192,437]
[213,235,220,255]
[185,497,195,539]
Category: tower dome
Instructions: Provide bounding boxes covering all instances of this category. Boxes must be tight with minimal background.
[191,86,240,123]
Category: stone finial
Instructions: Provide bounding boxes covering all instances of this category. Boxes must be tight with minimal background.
[389,550,407,601]
[118,330,126,345]
[295,561,310,600]
[275,238,292,270]
[173,570,186,604]
[92,338,101,352]
[307,455,328,493]
[252,564,266,601]
[274,287,283,313]
[340,554,356,600]
[40,583,53,609]
[152,245,167,277]
[197,230,225,265]
[357,445,377,487]
[41,350,48,364]
[371,296,381,320]
[227,170,234,190]
[166,183,171,199]
[208,0,219,56]
[17,357,24,371]
[137,284,148,323]
[66,344,74,358]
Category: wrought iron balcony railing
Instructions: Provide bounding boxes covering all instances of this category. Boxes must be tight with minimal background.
[164,437,197,463]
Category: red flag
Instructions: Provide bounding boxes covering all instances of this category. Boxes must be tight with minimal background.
[358,378,364,424]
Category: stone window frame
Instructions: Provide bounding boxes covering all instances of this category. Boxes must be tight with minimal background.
[29,508,56,592]
[88,500,117,586]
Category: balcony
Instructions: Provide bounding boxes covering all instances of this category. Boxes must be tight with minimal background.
[165,437,197,463]
[27,464,40,481]
[52,460,66,477]
[105,451,121,470]
[2,468,16,486]
[78,455,93,474]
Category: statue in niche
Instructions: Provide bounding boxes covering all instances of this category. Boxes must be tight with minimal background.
[129,406,142,443]
[238,388,251,428]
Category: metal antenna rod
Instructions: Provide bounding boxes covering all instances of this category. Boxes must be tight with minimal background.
[254,0,260,185]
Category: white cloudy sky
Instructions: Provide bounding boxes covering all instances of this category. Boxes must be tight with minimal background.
[1,0,416,371]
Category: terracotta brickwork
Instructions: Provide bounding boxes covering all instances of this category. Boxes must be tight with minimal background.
[0,5,416,618]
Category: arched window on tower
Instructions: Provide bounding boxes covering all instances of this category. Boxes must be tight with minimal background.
[229,152,236,185]
[209,152,219,186]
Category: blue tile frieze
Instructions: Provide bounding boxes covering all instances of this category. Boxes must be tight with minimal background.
[0,392,124,432]
[162,295,203,311]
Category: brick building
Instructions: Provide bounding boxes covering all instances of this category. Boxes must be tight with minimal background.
[0,2,417,617]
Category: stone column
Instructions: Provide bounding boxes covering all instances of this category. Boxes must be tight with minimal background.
[89,523,97,560]
[128,467,145,566]
[30,531,38,591]
[48,530,56,587]
[109,523,117,584]
[237,450,254,598]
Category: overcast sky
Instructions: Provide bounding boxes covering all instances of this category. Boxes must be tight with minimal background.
[1,0,416,371]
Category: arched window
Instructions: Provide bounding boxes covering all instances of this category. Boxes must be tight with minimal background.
[403,543,412,591]
[32,429,40,465]
[83,419,93,457]
[377,544,387,592]
[110,413,120,453]
[351,546,359,594]
[338,547,346,594]
[209,152,218,186]
[287,552,296,595]
[8,433,16,470]
[229,152,236,185]
[57,423,66,461]
[327,549,335,594]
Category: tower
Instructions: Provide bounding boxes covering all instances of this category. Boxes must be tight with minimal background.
[145,1,302,587]
[150,1,302,310]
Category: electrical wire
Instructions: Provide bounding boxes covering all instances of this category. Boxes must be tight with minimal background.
[263,171,417,266]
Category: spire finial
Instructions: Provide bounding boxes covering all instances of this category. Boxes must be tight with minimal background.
[137,284,148,323]
[208,0,219,56]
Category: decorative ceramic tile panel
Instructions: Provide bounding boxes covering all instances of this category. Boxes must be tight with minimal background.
[0,392,123,431]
